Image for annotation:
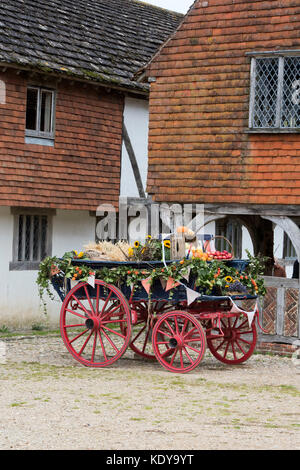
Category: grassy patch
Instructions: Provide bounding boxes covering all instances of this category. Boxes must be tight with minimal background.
[0,329,60,338]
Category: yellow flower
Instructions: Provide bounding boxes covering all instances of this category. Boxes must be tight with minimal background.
[78,251,84,258]
[224,276,233,283]
[146,235,152,239]
[128,247,134,257]
[134,241,140,248]
[74,250,78,255]
[164,240,171,249]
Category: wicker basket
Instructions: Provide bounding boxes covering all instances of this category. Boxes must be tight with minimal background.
[203,235,235,259]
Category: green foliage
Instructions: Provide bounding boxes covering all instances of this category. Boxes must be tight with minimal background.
[36,249,267,314]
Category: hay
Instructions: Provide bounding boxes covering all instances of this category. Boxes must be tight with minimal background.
[83,241,131,261]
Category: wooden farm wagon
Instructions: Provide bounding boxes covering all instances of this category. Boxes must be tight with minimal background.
[48,246,265,373]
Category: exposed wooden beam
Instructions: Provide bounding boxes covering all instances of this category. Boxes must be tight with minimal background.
[122,124,146,199]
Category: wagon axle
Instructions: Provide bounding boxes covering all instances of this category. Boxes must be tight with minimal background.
[85,317,100,331]
[169,337,178,348]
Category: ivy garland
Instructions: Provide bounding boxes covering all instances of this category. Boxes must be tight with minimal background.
[36,249,267,313]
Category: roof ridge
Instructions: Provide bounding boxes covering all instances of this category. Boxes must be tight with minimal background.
[0,0,183,92]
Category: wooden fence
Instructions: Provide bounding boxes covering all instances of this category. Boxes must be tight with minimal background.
[258,276,300,346]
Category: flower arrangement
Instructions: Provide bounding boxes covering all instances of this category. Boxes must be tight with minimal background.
[127,236,171,261]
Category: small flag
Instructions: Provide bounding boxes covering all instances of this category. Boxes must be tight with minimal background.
[186,286,200,305]
[165,277,180,291]
[87,274,95,288]
[181,267,191,282]
[141,278,151,294]
[71,279,79,289]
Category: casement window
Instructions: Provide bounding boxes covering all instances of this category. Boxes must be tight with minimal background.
[10,209,54,270]
[249,54,300,130]
[25,86,55,142]
[215,219,242,259]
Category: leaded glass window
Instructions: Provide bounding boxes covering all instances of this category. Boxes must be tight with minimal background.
[249,55,300,130]
[10,209,53,270]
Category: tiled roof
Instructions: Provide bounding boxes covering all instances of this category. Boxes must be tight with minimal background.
[0,0,183,93]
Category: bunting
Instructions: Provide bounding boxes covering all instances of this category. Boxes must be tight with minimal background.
[229,299,258,327]
[141,277,152,294]
[185,286,201,306]
[87,274,95,288]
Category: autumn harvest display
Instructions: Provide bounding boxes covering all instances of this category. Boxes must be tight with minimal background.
[37,228,266,309]
[35,226,268,373]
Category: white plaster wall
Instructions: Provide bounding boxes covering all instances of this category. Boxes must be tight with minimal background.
[242,226,254,258]
[0,208,95,329]
[120,96,149,197]
[52,210,95,256]
[274,225,284,259]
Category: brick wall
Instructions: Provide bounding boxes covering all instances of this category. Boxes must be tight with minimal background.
[146,0,300,205]
[0,69,124,210]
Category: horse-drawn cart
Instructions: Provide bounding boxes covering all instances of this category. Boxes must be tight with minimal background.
[49,255,263,374]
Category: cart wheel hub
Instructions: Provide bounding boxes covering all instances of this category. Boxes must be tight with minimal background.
[169,335,183,349]
[85,317,100,331]
[224,328,236,340]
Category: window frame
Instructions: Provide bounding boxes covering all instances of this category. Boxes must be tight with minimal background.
[25,86,56,140]
[10,208,55,271]
[248,51,300,133]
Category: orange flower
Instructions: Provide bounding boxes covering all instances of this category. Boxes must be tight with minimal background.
[180,259,185,265]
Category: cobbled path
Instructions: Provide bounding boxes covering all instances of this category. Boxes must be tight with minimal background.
[0,334,299,450]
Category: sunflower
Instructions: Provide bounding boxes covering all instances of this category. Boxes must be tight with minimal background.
[134,241,140,248]
[164,240,171,249]
[128,247,134,257]
[224,276,233,283]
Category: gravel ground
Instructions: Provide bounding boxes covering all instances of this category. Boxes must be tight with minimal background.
[0,333,299,450]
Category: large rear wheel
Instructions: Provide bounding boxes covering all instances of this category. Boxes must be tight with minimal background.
[207,314,257,365]
[60,280,131,367]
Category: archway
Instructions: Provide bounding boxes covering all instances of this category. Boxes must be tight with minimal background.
[262,216,300,262]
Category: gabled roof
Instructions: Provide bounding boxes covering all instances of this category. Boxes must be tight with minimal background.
[0,0,183,93]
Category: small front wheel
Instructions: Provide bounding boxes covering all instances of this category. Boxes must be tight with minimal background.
[152,311,206,373]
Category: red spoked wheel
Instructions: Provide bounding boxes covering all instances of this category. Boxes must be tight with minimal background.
[60,280,131,367]
[207,314,257,365]
[152,310,206,373]
[124,301,173,360]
